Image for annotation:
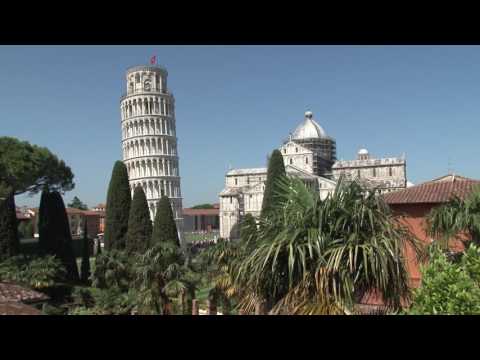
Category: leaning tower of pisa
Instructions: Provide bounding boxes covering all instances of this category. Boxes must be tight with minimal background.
[120,64,183,241]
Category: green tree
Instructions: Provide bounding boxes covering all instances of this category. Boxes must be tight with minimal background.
[231,176,424,314]
[152,196,180,248]
[240,213,257,245]
[260,149,286,219]
[104,161,131,251]
[80,220,91,284]
[126,186,152,253]
[407,244,480,315]
[191,203,215,209]
[0,137,74,196]
[0,187,19,258]
[68,196,88,211]
[38,189,79,282]
[428,185,480,248]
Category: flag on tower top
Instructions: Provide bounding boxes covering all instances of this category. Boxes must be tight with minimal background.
[150,55,156,65]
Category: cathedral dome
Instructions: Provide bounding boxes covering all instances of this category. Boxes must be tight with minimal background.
[292,111,328,140]
[358,148,369,155]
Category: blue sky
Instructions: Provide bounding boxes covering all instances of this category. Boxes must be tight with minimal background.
[2,45,480,208]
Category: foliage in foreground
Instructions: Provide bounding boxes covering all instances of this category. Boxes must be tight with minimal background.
[0,255,66,290]
[427,185,480,248]
[407,244,480,315]
[87,243,199,315]
[214,176,424,315]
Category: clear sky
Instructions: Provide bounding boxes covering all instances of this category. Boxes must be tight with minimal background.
[2,45,480,209]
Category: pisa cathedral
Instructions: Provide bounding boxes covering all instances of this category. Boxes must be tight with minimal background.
[219,111,408,239]
[120,64,183,239]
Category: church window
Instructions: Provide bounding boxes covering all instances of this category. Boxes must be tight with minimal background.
[295,147,298,153]
[235,178,238,185]
[290,159,293,165]
[230,197,232,204]
[389,167,393,176]
[247,178,250,184]
[305,157,308,164]
[372,168,376,177]
[283,149,286,154]
[135,74,140,83]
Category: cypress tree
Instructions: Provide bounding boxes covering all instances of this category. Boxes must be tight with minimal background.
[38,188,55,255]
[39,190,79,282]
[104,161,131,251]
[0,187,19,258]
[152,196,180,247]
[126,186,152,253]
[49,191,80,282]
[80,219,91,283]
[260,149,286,219]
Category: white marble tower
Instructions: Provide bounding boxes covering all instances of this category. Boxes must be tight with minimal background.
[120,64,183,240]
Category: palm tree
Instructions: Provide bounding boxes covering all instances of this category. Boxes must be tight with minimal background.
[427,185,480,249]
[132,244,200,315]
[230,175,424,315]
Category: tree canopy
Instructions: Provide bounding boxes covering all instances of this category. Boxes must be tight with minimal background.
[191,204,215,209]
[68,196,88,210]
[0,137,74,196]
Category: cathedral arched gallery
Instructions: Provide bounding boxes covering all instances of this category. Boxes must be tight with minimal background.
[219,111,409,239]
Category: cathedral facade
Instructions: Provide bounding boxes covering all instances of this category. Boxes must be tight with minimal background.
[219,111,408,240]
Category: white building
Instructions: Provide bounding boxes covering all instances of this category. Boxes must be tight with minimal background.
[219,111,407,240]
[120,64,184,240]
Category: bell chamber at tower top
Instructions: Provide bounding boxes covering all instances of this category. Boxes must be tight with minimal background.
[125,65,168,96]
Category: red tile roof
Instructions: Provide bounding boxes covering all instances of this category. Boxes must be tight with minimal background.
[182,208,219,216]
[0,282,49,304]
[0,302,43,315]
[383,175,480,205]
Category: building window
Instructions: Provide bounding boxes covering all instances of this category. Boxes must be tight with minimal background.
[283,149,286,154]
[135,74,140,83]
[247,178,250,184]
[230,197,232,204]
[357,169,361,178]
[290,158,293,165]
[389,167,393,177]
[235,178,238,185]
[372,168,376,177]
[305,157,308,164]
[295,147,298,153]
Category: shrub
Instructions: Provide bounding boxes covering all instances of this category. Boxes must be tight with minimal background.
[407,244,480,315]
[0,255,66,290]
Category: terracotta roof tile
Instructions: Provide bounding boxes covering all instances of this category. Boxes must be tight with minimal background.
[0,302,43,315]
[182,208,219,216]
[383,176,480,205]
[0,282,49,304]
